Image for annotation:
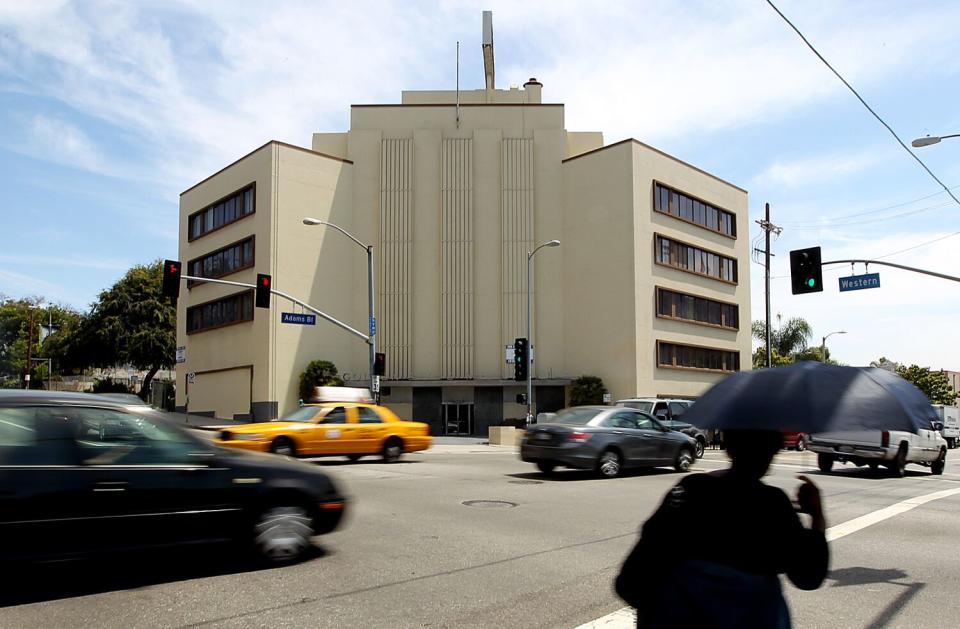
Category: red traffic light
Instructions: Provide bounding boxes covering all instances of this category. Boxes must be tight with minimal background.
[161,259,182,303]
[255,273,272,308]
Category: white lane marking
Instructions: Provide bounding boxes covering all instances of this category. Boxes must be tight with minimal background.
[578,485,960,629]
[826,485,960,541]
[575,607,635,628]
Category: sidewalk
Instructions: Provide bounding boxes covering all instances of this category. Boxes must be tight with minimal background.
[157,410,247,431]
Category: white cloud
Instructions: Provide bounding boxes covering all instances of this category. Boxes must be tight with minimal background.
[3,0,960,190]
[21,114,106,172]
[751,147,892,189]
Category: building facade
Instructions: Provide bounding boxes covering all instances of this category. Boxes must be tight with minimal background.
[176,76,752,435]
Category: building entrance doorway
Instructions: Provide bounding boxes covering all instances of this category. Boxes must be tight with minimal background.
[443,403,474,436]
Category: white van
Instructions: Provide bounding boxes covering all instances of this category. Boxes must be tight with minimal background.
[932,405,960,449]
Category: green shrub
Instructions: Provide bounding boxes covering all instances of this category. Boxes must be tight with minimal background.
[91,378,132,394]
[298,360,345,401]
[570,375,607,406]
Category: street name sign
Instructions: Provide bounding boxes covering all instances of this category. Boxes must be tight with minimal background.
[839,273,880,292]
[281,312,317,325]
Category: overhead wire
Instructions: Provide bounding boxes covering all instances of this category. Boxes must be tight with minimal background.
[765,0,960,275]
[766,0,960,211]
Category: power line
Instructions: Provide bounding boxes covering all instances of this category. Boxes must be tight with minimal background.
[787,200,953,230]
[779,185,960,226]
[766,0,960,215]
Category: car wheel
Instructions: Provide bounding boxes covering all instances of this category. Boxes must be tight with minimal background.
[817,453,834,473]
[889,445,908,478]
[382,437,403,463]
[536,461,557,475]
[694,438,705,459]
[596,450,622,478]
[674,448,694,473]
[253,505,313,564]
[868,461,879,472]
[270,437,296,457]
[347,454,363,462]
[932,449,946,475]
[796,435,806,452]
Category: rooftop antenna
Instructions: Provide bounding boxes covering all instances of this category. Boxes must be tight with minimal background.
[456,41,460,128]
[482,10,495,90]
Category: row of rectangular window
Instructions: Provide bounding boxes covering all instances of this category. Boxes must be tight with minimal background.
[186,290,254,334]
[656,287,739,330]
[188,185,255,241]
[654,182,736,237]
[188,237,255,285]
[655,234,738,283]
[657,341,740,373]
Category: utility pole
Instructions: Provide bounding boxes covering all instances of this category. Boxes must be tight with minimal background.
[755,203,782,368]
[24,308,34,389]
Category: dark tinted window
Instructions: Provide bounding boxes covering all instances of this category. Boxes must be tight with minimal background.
[320,408,347,424]
[188,184,255,240]
[74,408,200,465]
[635,415,656,430]
[669,402,689,417]
[654,182,736,237]
[0,406,77,465]
[358,408,382,424]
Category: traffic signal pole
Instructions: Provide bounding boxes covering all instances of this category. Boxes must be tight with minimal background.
[180,274,371,343]
[366,245,378,404]
[820,259,960,283]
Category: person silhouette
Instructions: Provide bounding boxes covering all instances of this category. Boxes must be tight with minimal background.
[615,429,828,628]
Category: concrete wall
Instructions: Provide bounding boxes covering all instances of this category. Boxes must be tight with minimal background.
[177,143,275,419]
[560,141,638,399]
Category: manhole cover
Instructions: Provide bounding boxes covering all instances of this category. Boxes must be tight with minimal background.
[462,500,517,509]
[508,480,542,485]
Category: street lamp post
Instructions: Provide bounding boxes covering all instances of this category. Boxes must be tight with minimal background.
[821,330,846,362]
[302,218,376,398]
[526,239,560,423]
[911,133,960,148]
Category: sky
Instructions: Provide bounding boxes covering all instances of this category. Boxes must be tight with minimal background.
[1,0,959,370]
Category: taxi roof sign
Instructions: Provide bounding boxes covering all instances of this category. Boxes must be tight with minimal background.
[309,386,374,404]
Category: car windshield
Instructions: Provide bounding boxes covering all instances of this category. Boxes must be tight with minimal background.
[549,408,603,425]
[618,401,654,414]
[276,406,322,423]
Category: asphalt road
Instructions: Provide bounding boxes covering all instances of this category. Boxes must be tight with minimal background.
[2,445,960,629]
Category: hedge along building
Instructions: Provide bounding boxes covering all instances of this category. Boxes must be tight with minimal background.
[175,14,751,435]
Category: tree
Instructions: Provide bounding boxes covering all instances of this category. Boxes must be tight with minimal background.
[298,360,345,401]
[895,364,958,405]
[751,316,813,367]
[0,296,83,388]
[870,357,900,372]
[77,260,176,399]
[569,375,607,406]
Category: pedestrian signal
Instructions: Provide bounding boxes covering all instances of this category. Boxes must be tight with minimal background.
[161,259,182,303]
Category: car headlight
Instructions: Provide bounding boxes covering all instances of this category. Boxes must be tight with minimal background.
[233,433,266,441]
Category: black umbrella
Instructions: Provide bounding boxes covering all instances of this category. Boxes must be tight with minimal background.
[682,361,938,433]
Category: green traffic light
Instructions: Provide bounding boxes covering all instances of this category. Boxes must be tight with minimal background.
[806,278,816,287]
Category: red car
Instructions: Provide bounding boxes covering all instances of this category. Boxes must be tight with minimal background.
[783,432,808,451]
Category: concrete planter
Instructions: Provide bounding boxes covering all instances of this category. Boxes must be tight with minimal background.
[489,425,524,446]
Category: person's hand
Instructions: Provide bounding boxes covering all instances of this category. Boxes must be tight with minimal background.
[796,475,826,531]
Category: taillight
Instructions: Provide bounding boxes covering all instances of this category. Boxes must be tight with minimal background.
[569,431,591,442]
[881,431,889,448]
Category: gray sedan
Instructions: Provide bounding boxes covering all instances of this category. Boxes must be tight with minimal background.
[520,406,697,478]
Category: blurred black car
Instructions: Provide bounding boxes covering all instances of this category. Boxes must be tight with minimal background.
[521,406,698,478]
[0,390,346,565]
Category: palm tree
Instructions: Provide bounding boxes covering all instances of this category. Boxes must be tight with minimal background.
[752,317,813,366]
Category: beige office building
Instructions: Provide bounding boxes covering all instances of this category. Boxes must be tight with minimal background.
[176,31,752,435]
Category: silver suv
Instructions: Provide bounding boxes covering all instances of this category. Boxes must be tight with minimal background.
[614,398,707,458]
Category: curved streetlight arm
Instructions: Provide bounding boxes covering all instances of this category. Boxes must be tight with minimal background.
[302,217,368,250]
[528,239,561,260]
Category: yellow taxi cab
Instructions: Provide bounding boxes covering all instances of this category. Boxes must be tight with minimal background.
[214,389,432,462]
